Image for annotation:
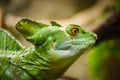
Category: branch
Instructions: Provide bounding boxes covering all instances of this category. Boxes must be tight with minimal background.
[94,9,120,45]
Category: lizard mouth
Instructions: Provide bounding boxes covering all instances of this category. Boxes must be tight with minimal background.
[56,31,97,50]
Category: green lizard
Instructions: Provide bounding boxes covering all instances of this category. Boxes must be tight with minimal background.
[0,18,97,80]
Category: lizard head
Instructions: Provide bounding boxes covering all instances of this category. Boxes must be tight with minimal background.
[15,18,97,79]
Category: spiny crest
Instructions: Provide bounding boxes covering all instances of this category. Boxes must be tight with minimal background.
[0,29,24,51]
[15,18,48,37]
[15,19,62,38]
[50,21,62,27]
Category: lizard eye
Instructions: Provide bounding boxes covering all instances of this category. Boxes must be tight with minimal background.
[71,28,79,35]
[66,24,81,36]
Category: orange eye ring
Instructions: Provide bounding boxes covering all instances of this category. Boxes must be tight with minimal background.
[71,28,79,35]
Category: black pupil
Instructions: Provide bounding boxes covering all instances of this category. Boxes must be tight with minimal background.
[73,28,78,34]
[74,29,77,33]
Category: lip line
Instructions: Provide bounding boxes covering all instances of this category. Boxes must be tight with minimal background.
[58,38,95,46]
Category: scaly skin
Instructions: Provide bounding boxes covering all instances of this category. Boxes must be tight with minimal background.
[0,19,97,80]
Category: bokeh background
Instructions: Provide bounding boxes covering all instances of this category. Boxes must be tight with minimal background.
[0,0,120,80]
